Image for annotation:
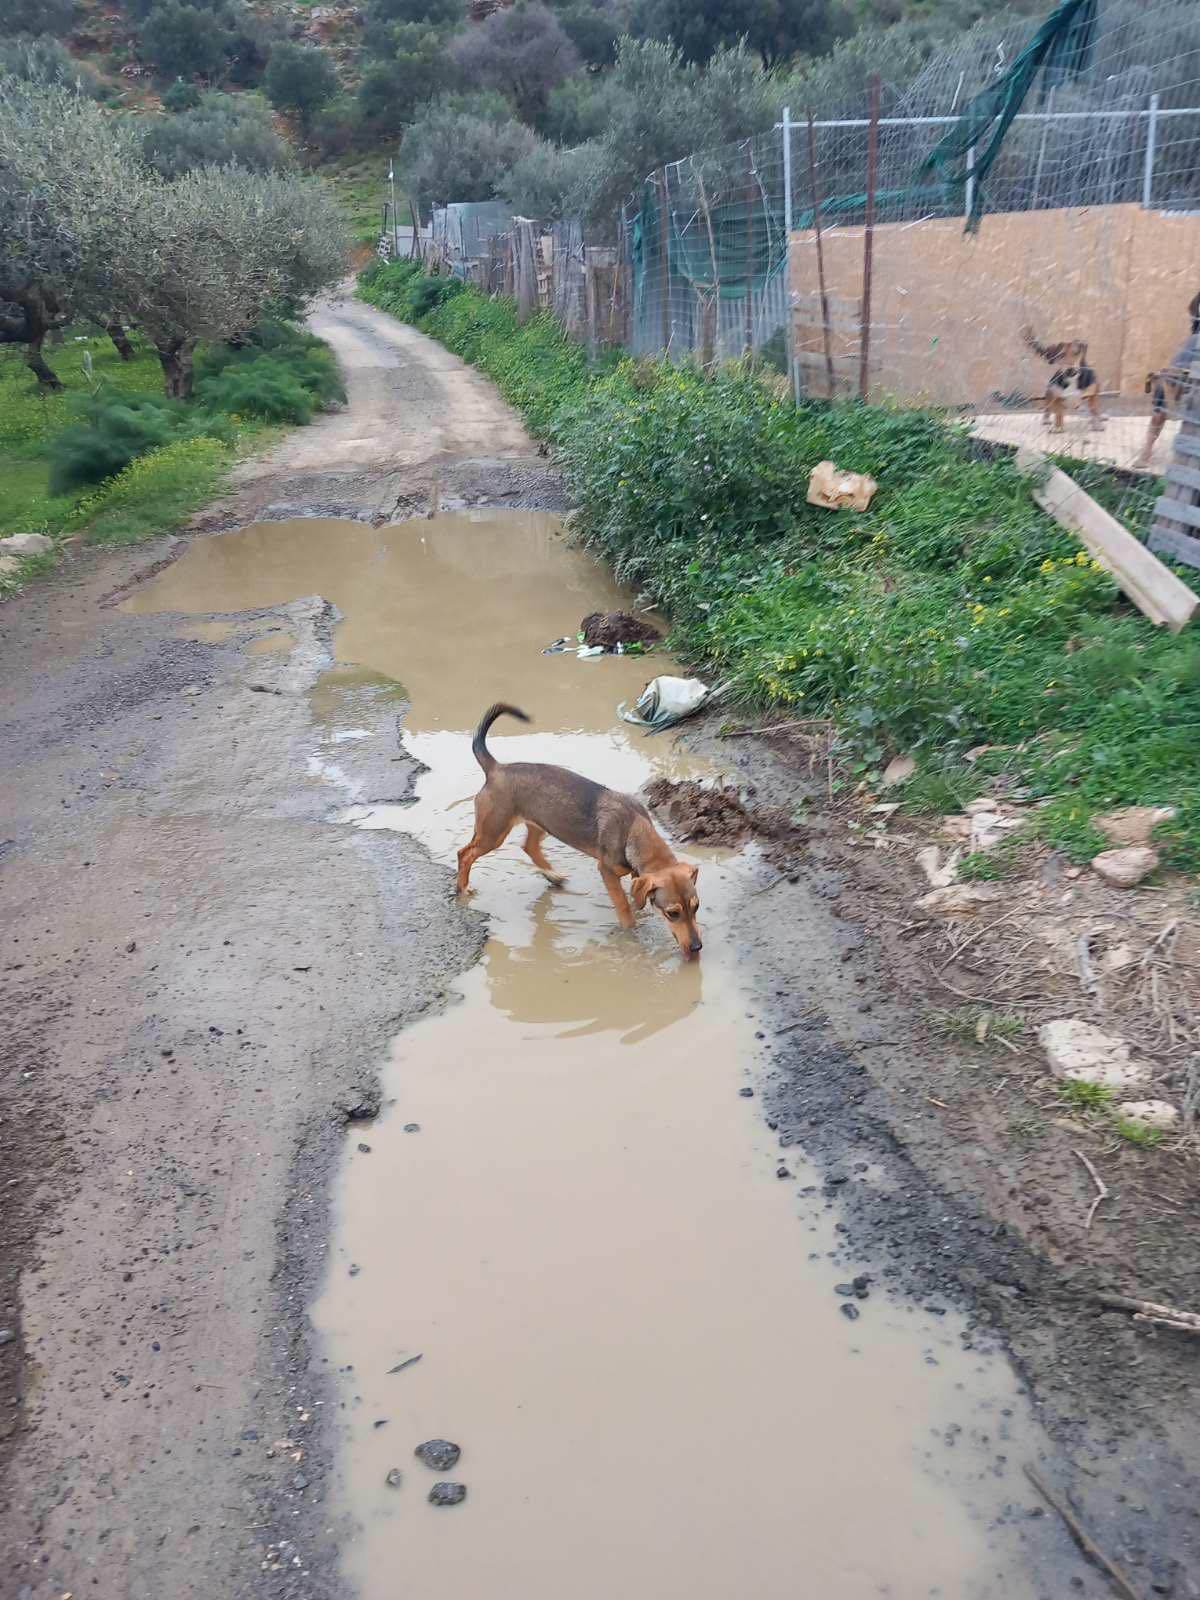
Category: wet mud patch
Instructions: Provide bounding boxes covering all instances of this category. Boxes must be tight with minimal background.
[645,775,807,867]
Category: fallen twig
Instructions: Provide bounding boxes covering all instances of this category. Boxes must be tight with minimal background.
[1098,1293,1200,1334]
[724,719,833,737]
[1023,1465,1144,1600]
[1073,1147,1109,1230]
[1183,1055,1200,1135]
[935,908,1025,976]
[1077,932,1099,999]
[387,1354,423,1375]
[1139,919,1179,969]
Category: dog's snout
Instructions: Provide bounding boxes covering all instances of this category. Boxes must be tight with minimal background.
[689,936,703,955]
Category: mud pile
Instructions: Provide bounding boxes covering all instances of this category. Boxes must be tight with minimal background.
[645,778,805,866]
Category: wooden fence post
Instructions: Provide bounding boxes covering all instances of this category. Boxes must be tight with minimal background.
[806,110,836,399]
[859,73,880,402]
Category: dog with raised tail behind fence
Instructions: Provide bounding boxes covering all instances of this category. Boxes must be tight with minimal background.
[1021,326,1105,432]
[456,703,703,959]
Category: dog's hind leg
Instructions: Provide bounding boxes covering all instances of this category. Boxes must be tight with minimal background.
[1086,389,1105,431]
[456,792,514,894]
[522,825,566,888]
[599,864,635,929]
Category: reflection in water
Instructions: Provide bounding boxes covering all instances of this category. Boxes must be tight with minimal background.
[483,885,705,1043]
[130,513,1050,1599]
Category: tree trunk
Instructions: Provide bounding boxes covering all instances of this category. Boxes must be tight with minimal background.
[106,321,136,362]
[25,331,63,392]
[156,339,195,400]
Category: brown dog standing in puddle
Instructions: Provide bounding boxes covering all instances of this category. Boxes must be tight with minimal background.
[457,703,703,958]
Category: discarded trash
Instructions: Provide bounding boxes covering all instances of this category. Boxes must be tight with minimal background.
[618,675,717,731]
[806,460,878,513]
[577,644,606,659]
[542,636,574,654]
[579,611,662,651]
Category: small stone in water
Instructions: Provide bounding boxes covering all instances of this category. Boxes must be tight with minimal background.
[428,1481,466,1507]
[385,1468,403,1488]
[415,1439,461,1472]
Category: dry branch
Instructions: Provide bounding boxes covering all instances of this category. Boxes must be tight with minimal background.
[1073,1147,1109,1230]
[1023,1465,1144,1600]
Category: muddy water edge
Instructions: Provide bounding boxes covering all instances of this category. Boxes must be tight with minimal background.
[126,511,1084,1597]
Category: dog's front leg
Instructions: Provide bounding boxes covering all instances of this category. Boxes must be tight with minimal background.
[599,865,635,929]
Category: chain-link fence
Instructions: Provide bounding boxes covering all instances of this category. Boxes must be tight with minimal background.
[414,0,1200,568]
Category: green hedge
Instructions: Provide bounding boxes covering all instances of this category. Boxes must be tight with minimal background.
[359,260,1200,871]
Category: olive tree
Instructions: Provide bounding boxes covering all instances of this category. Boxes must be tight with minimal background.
[450,3,579,125]
[400,96,539,210]
[0,80,142,387]
[140,91,292,178]
[264,41,339,133]
[117,166,348,397]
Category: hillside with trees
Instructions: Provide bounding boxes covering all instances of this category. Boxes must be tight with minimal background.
[7,0,1191,240]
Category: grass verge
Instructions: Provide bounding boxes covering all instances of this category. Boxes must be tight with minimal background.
[358,259,1200,872]
[0,320,341,593]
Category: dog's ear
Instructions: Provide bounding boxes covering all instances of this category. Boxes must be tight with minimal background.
[686,863,699,883]
[631,875,653,910]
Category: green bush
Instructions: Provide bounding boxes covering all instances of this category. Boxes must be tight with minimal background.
[357,258,462,324]
[194,319,346,411]
[196,358,314,424]
[47,393,231,493]
[358,263,1200,873]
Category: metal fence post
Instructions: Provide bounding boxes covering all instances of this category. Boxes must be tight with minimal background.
[1143,92,1159,208]
[965,140,976,222]
[782,105,796,402]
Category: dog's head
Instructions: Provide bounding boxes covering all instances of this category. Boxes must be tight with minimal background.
[631,862,702,958]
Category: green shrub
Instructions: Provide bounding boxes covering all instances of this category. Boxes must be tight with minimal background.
[47,394,227,493]
[194,319,346,412]
[197,358,314,424]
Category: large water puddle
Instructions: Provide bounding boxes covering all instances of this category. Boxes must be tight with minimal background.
[128,512,1057,1598]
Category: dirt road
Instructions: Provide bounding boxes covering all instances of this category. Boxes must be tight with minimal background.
[1,296,1196,1600]
[0,297,552,1600]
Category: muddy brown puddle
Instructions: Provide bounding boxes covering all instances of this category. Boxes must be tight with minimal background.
[129,513,1061,1599]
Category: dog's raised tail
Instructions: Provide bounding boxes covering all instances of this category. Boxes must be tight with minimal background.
[472,702,531,772]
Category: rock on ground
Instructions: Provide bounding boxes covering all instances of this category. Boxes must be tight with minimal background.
[1117,1100,1179,1131]
[0,533,53,556]
[1093,806,1176,848]
[915,883,1002,915]
[1039,1018,1152,1090]
[1091,846,1159,889]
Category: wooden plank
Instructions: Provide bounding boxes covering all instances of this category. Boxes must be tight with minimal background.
[1016,447,1198,633]
[1154,495,1200,531]
[1165,462,1200,493]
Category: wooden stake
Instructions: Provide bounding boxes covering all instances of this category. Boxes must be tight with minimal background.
[805,109,836,399]
[859,74,880,402]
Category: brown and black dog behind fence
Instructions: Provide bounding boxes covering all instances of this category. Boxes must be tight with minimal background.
[456,703,704,958]
[1135,290,1200,469]
[1022,326,1104,432]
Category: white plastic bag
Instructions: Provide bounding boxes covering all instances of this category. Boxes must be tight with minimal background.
[618,675,712,731]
